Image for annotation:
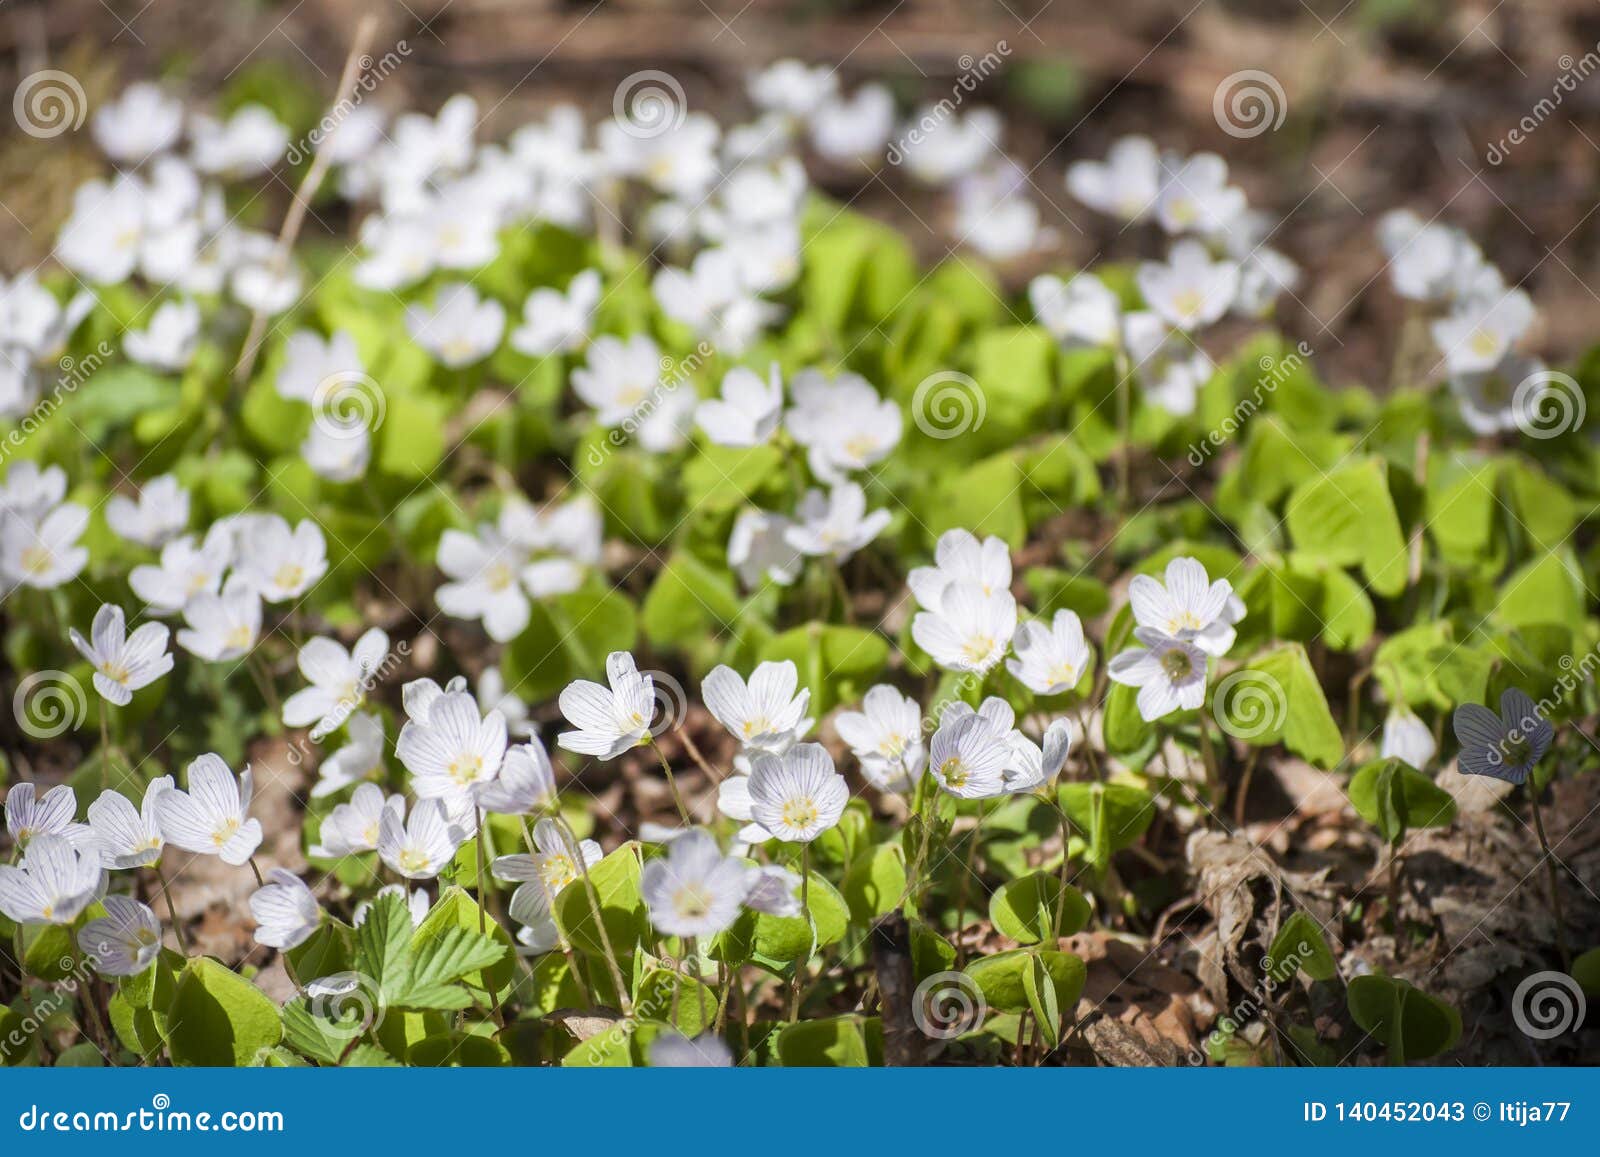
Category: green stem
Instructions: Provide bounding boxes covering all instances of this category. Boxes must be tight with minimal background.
[1530,791,1572,972]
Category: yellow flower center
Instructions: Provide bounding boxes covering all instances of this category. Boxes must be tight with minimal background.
[447,754,484,786]
[780,797,819,831]
[19,545,51,575]
[274,563,305,591]
[672,883,712,919]
[940,758,968,788]
[211,816,241,847]
[100,660,132,685]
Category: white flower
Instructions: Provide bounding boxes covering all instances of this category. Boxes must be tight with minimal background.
[0,502,89,588]
[310,783,403,858]
[912,582,1018,675]
[0,461,66,523]
[233,515,327,601]
[1107,628,1209,722]
[402,675,468,725]
[509,269,601,356]
[1449,353,1543,436]
[650,1031,734,1067]
[156,754,263,866]
[835,685,925,793]
[106,474,189,548]
[1008,610,1092,695]
[406,283,506,367]
[1122,311,1212,417]
[746,743,848,844]
[229,250,302,316]
[175,574,261,662]
[378,798,466,880]
[702,661,812,755]
[1004,719,1073,794]
[435,496,595,642]
[1137,240,1240,332]
[696,364,784,447]
[124,299,201,371]
[501,495,602,588]
[84,777,172,869]
[68,604,174,707]
[478,666,534,739]
[353,883,431,929]
[190,105,287,178]
[78,895,162,977]
[908,529,1013,611]
[0,834,104,925]
[53,176,148,284]
[784,371,901,482]
[571,334,665,426]
[601,113,721,199]
[476,740,557,815]
[954,170,1048,262]
[5,783,78,847]
[493,817,600,931]
[300,420,371,484]
[1430,289,1536,376]
[1451,688,1553,785]
[1376,211,1491,303]
[653,248,783,355]
[784,483,891,561]
[1127,556,1243,657]
[395,689,509,806]
[1066,135,1161,222]
[275,330,364,403]
[249,868,321,951]
[311,712,387,799]
[639,829,752,938]
[896,106,1001,185]
[728,509,801,589]
[1029,273,1122,349]
[928,700,1015,799]
[810,84,896,163]
[749,59,838,118]
[556,652,656,760]
[93,82,185,165]
[1156,152,1246,235]
[1381,706,1436,771]
[282,628,391,738]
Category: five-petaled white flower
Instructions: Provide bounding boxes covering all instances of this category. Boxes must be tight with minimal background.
[1137,240,1240,332]
[696,364,785,448]
[69,603,174,706]
[157,754,263,866]
[310,783,404,858]
[1107,628,1209,722]
[509,269,600,356]
[378,798,466,880]
[175,574,261,662]
[84,777,173,869]
[0,834,105,925]
[282,628,391,738]
[1004,719,1073,794]
[701,660,812,755]
[78,894,163,977]
[311,711,387,799]
[912,582,1018,675]
[476,740,557,815]
[1066,135,1161,222]
[396,689,509,806]
[493,817,600,943]
[233,515,328,602]
[746,743,848,843]
[249,868,322,950]
[405,283,505,367]
[835,685,925,793]
[1008,610,1092,696]
[556,652,657,760]
[639,828,753,939]
[1127,557,1243,657]
[784,483,891,561]
[928,700,1016,800]
[130,527,232,615]
[908,529,1013,611]
[5,782,79,848]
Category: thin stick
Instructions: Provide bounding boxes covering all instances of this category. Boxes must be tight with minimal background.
[232,15,379,384]
[154,863,189,954]
[649,740,693,825]
[675,725,720,783]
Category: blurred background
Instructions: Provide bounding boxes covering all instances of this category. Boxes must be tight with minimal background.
[4,0,1599,382]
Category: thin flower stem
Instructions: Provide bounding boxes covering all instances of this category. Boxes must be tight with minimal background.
[790,845,812,1021]
[247,858,265,888]
[474,808,506,1024]
[1114,347,1132,510]
[1196,710,1222,812]
[1051,804,1074,942]
[553,813,631,1013]
[649,739,693,825]
[953,804,986,967]
[247,651,281,718]
[154,863,188,955]
[1529,791,1572,972]
[76,968,113,1057]
[98,700,110,790]
[674,725,720,783]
